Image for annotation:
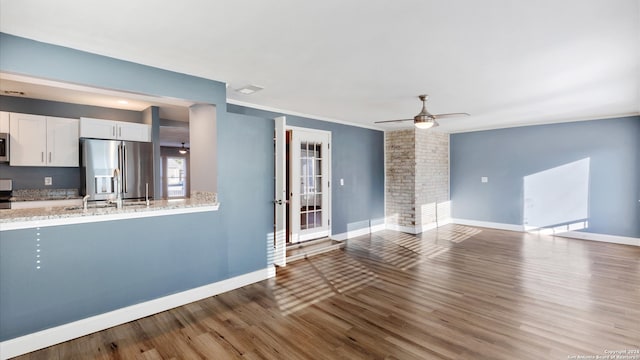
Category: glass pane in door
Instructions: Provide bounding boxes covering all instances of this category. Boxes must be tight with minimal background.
[299,141,323,230]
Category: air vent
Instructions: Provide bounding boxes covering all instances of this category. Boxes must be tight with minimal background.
[3,90,26,96]
[235,85,264,95]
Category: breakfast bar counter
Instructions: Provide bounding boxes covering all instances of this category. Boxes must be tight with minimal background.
[0,192,219,231]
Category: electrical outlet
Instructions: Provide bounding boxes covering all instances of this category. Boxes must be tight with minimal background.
[44,177,52,186]
[481,177,488,183]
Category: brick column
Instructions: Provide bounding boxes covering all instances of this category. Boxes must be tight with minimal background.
[385,129,450,233]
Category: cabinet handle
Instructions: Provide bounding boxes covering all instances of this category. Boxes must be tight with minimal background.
[119,127,122,137]
[113,126,116,137]
[41,152,44,163]
[49,152,52,163]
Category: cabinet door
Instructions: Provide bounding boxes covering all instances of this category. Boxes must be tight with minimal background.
[80,117,117,140]
[0,111,9,133]
[9,113,47,166]
[118,122,151,142]
[47,117,79,167]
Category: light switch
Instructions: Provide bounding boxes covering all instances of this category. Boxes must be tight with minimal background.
[481,177,488,183]
[44,177,53,186]
[340,178,344,186]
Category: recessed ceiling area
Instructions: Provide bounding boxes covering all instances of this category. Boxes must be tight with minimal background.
[0,73,193,147]
[0,74,192,122]
[0,1,638,132]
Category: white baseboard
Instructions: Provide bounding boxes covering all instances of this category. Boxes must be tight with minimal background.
[331,223,386,241]
[556,231,640,247]
[451,218,525,232]
[385,223,421,234]
[451,218,639,246]
[0,266,276,360]
[386,218,453,234]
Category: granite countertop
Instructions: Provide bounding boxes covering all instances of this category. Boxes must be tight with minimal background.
[10,188,82,202]
[0,192,219,226]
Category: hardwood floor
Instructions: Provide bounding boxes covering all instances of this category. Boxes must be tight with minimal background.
[14,225,640,359]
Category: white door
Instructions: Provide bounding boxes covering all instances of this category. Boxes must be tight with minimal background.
[273,116,287,266]
[290,128,331,243]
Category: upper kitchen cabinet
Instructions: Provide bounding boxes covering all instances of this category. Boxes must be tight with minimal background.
[80,117,151,142]
[0,111,9,133]
[10,113,79,167]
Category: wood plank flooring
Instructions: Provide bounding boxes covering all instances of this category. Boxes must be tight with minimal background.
[13,225,640,359]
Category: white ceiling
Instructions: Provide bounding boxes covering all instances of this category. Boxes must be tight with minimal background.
[0,0,638,132]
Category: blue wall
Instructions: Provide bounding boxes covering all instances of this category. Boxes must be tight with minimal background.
[228,104,386,235]
[450,116,640,238]
[0,33,275,341]
[0,213,226,340]
[0,111,273,341]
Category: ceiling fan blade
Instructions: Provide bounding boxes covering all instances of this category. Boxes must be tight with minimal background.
[374,118,413,124]
[432,112,470,119]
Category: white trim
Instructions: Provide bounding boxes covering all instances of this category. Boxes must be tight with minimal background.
[451,218,639,246]
[0,266,275,360]
[451,218,525,232]
[288,127,332,244]
[555,231,640,247]
[385,223,421,234]
[331,223,386,241]
[286,125,332,136]
[448,113,640,134]
[0,204,220,231]
[273,116,287,267]
[227,98,385,131]
[385,218,454,235]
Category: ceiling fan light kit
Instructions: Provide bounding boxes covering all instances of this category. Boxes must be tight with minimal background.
[414,119,437,129]
[178,142,188,154]
[375,94,469,129]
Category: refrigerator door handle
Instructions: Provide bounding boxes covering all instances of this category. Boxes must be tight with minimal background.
[117,144,123,194]
[123,144,128,193]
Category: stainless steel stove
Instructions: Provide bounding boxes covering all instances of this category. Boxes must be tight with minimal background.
[0,179,13,209]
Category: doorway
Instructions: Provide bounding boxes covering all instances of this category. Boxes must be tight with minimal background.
[273,118,332,267]
[288,127,331,243]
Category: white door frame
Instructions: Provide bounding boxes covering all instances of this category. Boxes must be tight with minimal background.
[287,126,332,243]
[273,116,287,267]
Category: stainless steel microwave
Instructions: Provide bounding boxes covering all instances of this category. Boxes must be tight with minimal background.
[0,133,8,162]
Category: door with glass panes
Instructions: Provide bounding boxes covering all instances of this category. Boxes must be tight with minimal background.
[290,128,330,243]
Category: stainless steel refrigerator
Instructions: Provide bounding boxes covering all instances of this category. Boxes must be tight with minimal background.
[80,139,154,201]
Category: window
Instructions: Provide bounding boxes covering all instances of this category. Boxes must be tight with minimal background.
[161,147,190,199]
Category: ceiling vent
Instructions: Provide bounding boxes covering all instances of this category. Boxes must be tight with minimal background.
[235,84,264,95]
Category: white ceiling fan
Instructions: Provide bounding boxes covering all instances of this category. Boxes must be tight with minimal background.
[375,95,470,129]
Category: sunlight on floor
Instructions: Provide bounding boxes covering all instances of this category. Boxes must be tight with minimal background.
[271,253,378,316]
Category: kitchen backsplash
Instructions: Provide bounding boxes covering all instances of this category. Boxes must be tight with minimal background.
[12,188,80,201]
[0,163,80,190]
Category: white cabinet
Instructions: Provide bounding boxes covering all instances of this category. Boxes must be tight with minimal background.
[79,117,115,139]
[118,122,151,142]
[47,117,80,166]
[80,117,150,142]
[0,111,9,133]
[9,113,79,167]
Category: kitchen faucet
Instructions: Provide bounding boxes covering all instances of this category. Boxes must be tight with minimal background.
[82,195,90,211]
[111,168,123,209]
